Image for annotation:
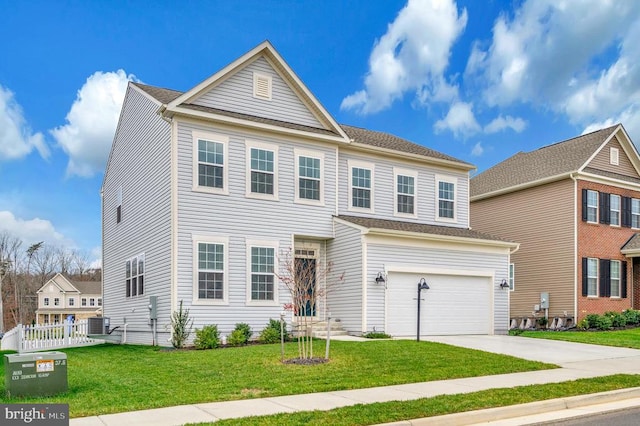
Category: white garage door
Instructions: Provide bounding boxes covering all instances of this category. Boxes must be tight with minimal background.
[386,272,492,336]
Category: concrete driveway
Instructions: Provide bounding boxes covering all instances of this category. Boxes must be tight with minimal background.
[424,335,640,366]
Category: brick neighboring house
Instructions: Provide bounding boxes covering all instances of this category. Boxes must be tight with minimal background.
[470,124,640,323]
[35,273,102,324]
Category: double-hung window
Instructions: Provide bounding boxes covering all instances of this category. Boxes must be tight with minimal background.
[246,141,278,199]
[349,160,374,210]
[436,175,457,221]
[610,194,621,226]
[586,258,598,297]
[193,131,228,194]
[193,236,228,304]
[394,168,417,217]
[54,298,60,306]
[90,298,95,307]
[250,246,275,301]
[297,154,322,202]
[610,260,621,298]
[586,190,598,223]
[69,298,75,307]
[125,254,145,297]
[632,199,640,228]
[44,297,49,306]
[82,298,87,307]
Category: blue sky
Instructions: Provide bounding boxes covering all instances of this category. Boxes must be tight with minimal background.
[2,0,640,265]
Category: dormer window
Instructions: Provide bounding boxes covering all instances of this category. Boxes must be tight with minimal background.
[253,72,272,100]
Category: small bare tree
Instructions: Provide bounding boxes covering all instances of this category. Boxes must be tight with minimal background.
[276,248,343,360]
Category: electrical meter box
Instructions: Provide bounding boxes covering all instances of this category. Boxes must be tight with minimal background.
[4,352,68,397]
[540,292,550,309]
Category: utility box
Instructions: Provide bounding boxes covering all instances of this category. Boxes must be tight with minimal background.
[4,352,68,397]
[540,292,550,309]
[88,317,110,334]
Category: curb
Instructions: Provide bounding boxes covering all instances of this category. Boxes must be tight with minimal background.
[377,387,640,425]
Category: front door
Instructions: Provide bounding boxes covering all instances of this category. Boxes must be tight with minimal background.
[294,257,316,316]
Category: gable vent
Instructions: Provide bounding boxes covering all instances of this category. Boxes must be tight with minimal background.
[610,147,619,166]
[253,72,272,100]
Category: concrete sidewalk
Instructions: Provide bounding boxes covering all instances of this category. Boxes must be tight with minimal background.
[69,337,640,426]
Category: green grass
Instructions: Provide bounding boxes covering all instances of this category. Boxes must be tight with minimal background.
[0,340,554,418]
[204,374,640,426]
[519,327,640,349]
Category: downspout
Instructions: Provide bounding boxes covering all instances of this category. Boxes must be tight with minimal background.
[571,173,578,320]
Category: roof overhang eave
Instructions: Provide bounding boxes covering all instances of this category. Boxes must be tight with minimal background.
[365,227,520,251]
[347,142,475,171]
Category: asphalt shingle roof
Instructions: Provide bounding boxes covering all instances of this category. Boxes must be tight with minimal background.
[471,125,620,197]
[622,234,640,252]
[71,281,101,295]
[336,215,513,243]
[132,83,468,165]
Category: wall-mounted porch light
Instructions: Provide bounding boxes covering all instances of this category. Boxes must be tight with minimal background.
[375,272,386,284]
[499,279,510,289]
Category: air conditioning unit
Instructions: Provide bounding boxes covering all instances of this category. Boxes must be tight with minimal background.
[88,317,110,335]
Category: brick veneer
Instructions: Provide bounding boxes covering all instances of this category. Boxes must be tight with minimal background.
[577,180,640,320]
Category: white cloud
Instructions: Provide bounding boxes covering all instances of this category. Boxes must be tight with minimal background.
[0,211,74,248]
[484,115,527,134]
[434,101,480,138]
[466,1,640,127]
[582,104,640,149]
[471,141,484,157]
[50,70,135,178]
[341,0,467,114]
[0,85,49,162]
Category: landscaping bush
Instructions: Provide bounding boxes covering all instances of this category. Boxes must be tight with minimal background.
[259,318,287,344]
[363,331,391,339]
[227,329,247,346]
[585,314,600,329]
[235,322,253,342]
[171,300,193,349]
[577,318,590,330]
[592,315,612,331]
[605,311,627,328]
[194,324,220,349]
[623,309,640,325]
[536,317,548,328]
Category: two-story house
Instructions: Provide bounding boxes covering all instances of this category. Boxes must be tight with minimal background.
[102,41,517,345]
[471,125,640,324]
[35,273,102,324]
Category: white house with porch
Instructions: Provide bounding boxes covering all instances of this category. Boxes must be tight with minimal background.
[35,273,102,325]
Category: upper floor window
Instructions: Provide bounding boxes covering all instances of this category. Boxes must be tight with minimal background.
[586,258,598,297]
[90,298,96,307]
[193,235,228,304]
[394,168,417,217]
[44,297,49,306]
[193,131,228,195]
[296,151,323,203]
[436,175,457,221]
[125,253,145,298]
[610,147,619,165]
[632,199,640,228]
[349,160,374,211]
[54,298,60,306]
[246,141,278,200]
[98,298,102,306]
[69,298,75,307]
[250,246,276,301]
[82,298,87,307]
[116,186,122,224]
[610,194,621,226]
[583,189,598,223]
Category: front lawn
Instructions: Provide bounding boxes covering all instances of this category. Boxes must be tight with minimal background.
[0,340,554,417]
[519,326,640,349]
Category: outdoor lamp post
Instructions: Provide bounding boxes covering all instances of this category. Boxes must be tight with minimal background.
[417,278,429,341]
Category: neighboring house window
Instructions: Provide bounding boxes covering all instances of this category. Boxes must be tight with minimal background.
[611,260,621,298]
[90,298,95,307]
[585,258,598,297]
[193,131,228,194]
[125,254,145,297]
[610,147,619,165]
[69,298,75,307]
[633,199,640,228]
[246,141,278,199]
[395,169,417,217]
[116,186,122,224]
[195,239,226,301]
[297,154,322,202]
[250,246,275,301]
[583,189,598,223]
[54,298,60,306]
[44,297,49,306]
[509,263,515,291]
[610,194,621,226]
[436,175,457,221]
[82,298,87,307]
[349,161,374,210]
[98,298,102,306]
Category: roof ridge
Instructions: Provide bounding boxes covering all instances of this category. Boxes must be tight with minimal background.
[532,123,619,152]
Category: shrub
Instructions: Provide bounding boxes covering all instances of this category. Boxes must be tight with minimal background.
[259,318,287,344]
[623,309,640,325]
[577,318,589,330]
[194,325,220,349]
[585,314,601,329]
[235,322,253,342]
[363,331,391,339]
[536,317,548,328]
[605,311,627,328]
[593,315,612,331]
[228,329,247,346]
[171,300,193,349]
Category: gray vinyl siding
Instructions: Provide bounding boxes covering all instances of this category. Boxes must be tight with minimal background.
[102,86,173,345]
[193,57,324,129]
[338,151,470,228]
[326,221,364,333]
[174,119,336,335]
[366,243,509,334]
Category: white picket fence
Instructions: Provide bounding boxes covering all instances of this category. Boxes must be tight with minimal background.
[0,319,104,353]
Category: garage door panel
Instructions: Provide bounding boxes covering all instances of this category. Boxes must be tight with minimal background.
[387,273,491,336]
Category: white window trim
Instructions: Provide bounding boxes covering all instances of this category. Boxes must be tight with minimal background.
[253,72,272,100]
[610,147,619,165]
[632,198,640,229]
[435,174,458,223]
[348,159,375,212]
[125,253,145,298]
[611,260,621,298]
[245,140,279,201]
[393,167,418,219]
[294,148,325,206]
[610,194,621,227]
[44,297,49,306]
[586,190,598,224]
[246,239,280,307]
[509,263,515,291]
[192,235,229,306]
[192,130,229,195]
[68,298,75,306]
[587,258,598,298]
[81,298,87,307]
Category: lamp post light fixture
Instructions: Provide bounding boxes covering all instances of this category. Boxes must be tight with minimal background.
[416,278,429,341]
